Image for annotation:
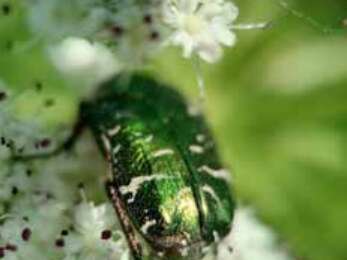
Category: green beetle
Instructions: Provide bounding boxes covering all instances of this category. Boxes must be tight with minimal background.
[13,75,235,259]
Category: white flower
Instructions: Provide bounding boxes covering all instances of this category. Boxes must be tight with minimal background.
[74,202,115,235]
[0,200,68,260]
[162,0,239,63]
[49,37,122,84]
[63,201,127,259]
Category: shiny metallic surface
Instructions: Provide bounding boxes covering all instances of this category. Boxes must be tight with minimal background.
[81,75,235,258]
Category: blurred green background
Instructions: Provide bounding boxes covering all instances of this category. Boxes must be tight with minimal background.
[1,0,347,259]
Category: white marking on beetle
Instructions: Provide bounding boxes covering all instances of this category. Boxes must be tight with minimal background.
[113,159,118,164]
[115,111,134,119]
[152,149,174,158]
[202,185,220,203]
[141,219,157,234]
[196,134,206,143]
[101,134,111,153]
[198,166,231,182]
[119,175,170,203]
[112,144,122,155]
[202,185,221,204]
[189,144,204,154]
[213,230,221,242]
[107,125,121,137]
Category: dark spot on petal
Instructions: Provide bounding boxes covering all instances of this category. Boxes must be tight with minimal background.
[40,138,51,148]
[5,244,17,252]
[77,182,85,189]
[143,14,153,24]
[22,228,32,241]
[111,25,124,36]
[1,137,6,145]
[101,230,112,240]
[11,186,18,196]
[55,238,65,248]
[26,169,33,177]
[61,230,69,236]
[47,192,54,199]
[150,31,160,41]
[5,140,13,149]
[69,225,75,231]
[228,245,233,253]
[23,216,29,222]
[0,247,4,258]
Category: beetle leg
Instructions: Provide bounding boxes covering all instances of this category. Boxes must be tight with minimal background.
[105,179,143,260]
[10,118,85,162]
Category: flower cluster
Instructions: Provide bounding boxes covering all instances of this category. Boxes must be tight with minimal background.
[163,0,239,63]
[0,85,128,259]
[27,0,240,69]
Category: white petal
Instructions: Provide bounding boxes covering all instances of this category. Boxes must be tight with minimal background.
[182,40,195,58]
[171,31,195,58]
[197,41,223,63]
[50,37,97,74]
[198,3,223,20]
[162,1,180,26]
[220,30,236,47]
[178,0,199,14]
[222,2,239,23]
[210,22,237,46]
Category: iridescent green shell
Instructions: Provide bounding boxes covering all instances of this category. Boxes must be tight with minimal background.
[80,75,235,258]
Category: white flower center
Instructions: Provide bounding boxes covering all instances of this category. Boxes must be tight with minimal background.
[184,14,205,35]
